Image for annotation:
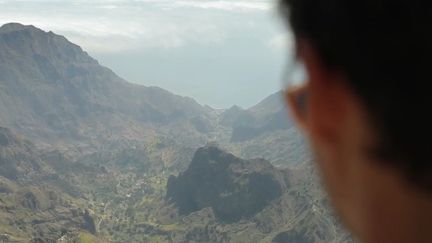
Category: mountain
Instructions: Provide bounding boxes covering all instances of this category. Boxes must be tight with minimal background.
[0,22,302,166]
[0,23,211,147]
[158,146,350,243]
[166,146,290,223]
[216,91,307,167]
[221,91,293,142]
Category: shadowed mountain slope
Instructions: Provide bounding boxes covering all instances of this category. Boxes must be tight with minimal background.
[166,146,290,223]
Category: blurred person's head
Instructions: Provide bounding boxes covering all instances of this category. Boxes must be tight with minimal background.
[280,1,432,242]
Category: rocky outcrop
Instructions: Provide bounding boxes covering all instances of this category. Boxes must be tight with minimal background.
[21,192,41,210]
[82,210,97,235]
[166,146,290,223]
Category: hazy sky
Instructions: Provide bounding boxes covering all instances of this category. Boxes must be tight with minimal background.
[0,0,293,108]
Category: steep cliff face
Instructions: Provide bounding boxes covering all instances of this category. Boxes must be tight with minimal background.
[166,146,290,223]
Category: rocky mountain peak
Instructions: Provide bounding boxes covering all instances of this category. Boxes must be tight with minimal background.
[0,22,97,69]
[0,23,38,33]
[166,146,289,223]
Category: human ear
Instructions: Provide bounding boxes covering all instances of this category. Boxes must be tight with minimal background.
[298,40,352,150]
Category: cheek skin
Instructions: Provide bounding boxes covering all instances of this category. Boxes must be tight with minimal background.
[311,138,349,209]
[310,138,362,238]
[307,91,375,241]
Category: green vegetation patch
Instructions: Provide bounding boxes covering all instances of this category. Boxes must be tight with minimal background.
[76,232,98,243]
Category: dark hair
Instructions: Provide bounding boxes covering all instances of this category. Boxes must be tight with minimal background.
[280,0,432,191]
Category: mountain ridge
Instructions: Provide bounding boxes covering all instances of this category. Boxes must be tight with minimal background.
[0,23,40,33]
[0,22,211,146]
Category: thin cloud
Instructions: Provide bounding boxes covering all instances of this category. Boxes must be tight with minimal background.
[0,0,281,54]
[172,1,272,12]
